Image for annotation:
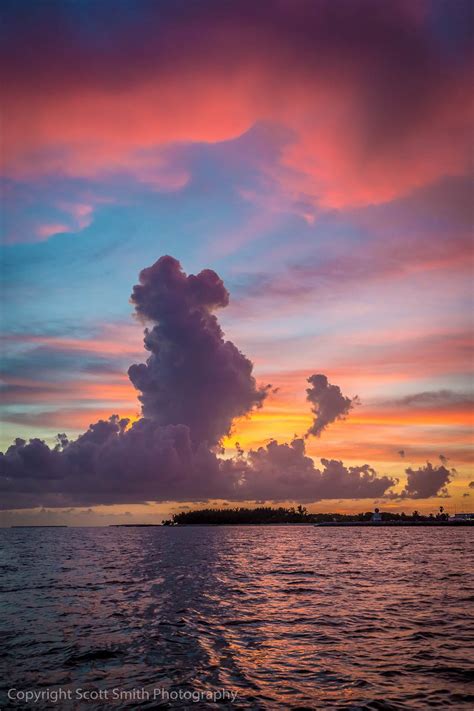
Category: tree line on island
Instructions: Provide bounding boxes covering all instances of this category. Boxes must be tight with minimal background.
[163,506,449,525]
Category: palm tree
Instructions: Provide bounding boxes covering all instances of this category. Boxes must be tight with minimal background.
[296,504,307,518]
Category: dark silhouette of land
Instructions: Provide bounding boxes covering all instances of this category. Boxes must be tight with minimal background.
[163,506,472,526]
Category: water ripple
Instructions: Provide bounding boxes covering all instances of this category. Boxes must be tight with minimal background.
[0,526,473,709]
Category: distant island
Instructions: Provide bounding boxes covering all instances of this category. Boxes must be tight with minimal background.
[163,506,472,526]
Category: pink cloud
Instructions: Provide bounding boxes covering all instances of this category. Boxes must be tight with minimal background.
[2,1,472,207]
[35,223,70,239]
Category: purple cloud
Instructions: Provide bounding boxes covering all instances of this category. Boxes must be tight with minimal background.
[305,374,355,437]
[128,256,268,445]
[1,255,451,509]
[0,426,398,509]
[397,462,455,499]
[239,438,397,503]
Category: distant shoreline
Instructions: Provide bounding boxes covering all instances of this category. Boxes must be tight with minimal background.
[5,521,472,529]
[314,520,473,527]
[162,505,472,527]
[119,521,472,528]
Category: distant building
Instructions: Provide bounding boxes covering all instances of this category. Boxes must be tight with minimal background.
[452,513,474,521]
[372,508,381,522]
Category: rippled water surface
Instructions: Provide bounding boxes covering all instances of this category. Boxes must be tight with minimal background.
[1,526,473,709]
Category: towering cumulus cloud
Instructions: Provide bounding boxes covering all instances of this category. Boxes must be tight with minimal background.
[305,375,354,437]
[128,256,267,445]
[0,256,453,509]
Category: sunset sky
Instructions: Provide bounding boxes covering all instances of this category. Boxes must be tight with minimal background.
[1,0,473,524]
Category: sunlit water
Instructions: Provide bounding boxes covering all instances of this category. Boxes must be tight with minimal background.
[1,526,473,709]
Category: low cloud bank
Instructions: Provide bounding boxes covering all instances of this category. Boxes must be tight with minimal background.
[401,463,454,499]
[0,425,399,509]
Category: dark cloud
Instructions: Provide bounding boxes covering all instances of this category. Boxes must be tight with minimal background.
[1,256,270,507]
[0,256,453,509]
[398,449,406,458]
[240,438,397,503]
[469,481,474,489]
[128,256,268,445]
[0,420,398,509]
[439,454,448,465]
[0,416,235,509]
[305,374,355,437]
[397,462,454,499]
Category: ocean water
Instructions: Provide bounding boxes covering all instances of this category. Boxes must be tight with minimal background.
[0,526,473,710]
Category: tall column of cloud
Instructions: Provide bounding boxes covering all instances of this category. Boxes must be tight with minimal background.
[128,256,268,445]
[305,374,355,437]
